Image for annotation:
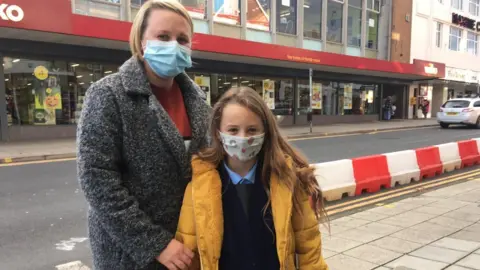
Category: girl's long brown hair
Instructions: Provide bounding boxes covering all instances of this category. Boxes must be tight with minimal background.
[198,86,326,220]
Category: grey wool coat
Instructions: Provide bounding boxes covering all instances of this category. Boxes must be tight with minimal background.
[77,57,210,270]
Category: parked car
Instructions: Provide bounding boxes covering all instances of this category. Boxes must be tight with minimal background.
[437,98,480,128]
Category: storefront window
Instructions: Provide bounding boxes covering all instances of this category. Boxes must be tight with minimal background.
[327,0,344,43]
[3,57,118,126]
[182,0,207,19]
[347,1,362,47]
[247,0,271,30]
[304,0,322,39]
[297,80,324,115]
[75,0,122,20]
[214,0,241,25]
[340,83,378,115]
[366,10,379,49]
[277,0,297,35]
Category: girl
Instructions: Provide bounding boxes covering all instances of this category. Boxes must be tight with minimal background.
[176,87,329,270]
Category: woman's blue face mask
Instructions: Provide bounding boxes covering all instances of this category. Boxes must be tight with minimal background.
[143,40,192,78]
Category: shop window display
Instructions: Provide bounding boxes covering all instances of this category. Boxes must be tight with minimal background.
[3,57,118,126]
[186,72,293,115]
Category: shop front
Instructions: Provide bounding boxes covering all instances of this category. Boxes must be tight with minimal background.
[0,0,446,141]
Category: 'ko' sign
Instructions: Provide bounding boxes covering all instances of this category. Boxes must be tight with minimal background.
[0,3,24,22]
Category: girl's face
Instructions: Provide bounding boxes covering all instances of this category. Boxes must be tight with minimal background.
[142,9,192,47]
[219,103,264,138]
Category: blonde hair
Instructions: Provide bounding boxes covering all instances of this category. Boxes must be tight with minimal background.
[199,87,326,220]
[129,0,194,59]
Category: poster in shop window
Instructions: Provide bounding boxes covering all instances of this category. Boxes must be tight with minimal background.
[344,83,353,110]
[311,83,322,109]
[262,80,275,109]
[34,75,62,125]
[194,76,211,106]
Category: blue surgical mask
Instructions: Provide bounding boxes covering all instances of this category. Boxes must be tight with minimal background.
[143,40,192,78]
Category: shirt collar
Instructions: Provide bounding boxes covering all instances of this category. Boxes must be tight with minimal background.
[223,162,257,185]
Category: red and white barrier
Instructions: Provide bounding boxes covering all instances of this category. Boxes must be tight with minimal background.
[313,160,356,201]
[315,138,480,202]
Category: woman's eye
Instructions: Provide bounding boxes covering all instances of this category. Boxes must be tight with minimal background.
[177,38,189,45]
[158,35,170,41]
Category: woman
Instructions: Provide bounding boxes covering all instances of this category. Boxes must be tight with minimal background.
[77,1,210,269]
[175,87,329,270]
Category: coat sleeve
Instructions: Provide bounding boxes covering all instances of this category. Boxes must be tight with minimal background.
[77,84,173,267]
[292,187,329,270]
[175,183,200,269]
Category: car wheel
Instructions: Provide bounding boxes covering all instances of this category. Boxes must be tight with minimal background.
[440,122,450,129]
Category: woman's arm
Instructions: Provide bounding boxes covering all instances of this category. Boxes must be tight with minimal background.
[77,84,173,267]
[292,187,329,270]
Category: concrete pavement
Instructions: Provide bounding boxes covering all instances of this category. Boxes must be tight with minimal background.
[0,119,437,164]
[323,174,480,270]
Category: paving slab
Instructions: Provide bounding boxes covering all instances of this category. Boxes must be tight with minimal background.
[430,237,480,252]
[442,210,480,223]
[450,230,480,243]
[326,254,378,270]
[344,244,402,265]
[455,254,480,269]
[369,237,423,254]
[444,266,474,270]
[335,229,385,243]
[378,212,436,228]
[355,222,404,235]
[348,212,390,222]
[321,236,364,253]
[385,255,448,270]
[427,216,474,230]
[389,227,449,245]
[330,216,372,228]
[409,245,468,264]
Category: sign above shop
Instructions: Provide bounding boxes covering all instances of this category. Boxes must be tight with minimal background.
[424,63,438,75]
[445,67,467,82]
[413,59,446,78]
[452,13,480,32]
[0,3,24,22]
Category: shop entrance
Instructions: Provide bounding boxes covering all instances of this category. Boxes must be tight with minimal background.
[383,84,407,119]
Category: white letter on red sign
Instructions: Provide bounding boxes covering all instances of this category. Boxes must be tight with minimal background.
[0,4,24,22]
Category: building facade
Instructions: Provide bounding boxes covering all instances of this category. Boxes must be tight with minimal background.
[409,0,480,119]
[0,0,445,141]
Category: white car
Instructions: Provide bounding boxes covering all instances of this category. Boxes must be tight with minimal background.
[437,98,480,128]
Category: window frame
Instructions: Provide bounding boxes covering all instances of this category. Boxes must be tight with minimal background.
[449,26,463,51]
[367,0,380,12]
[347,2,363,47]
[277,0,298,35]
[469,0,480,16]
[435,22,443,48]
[452,0,463,10]
[467,31,479,55]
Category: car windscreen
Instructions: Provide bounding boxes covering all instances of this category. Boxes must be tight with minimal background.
[443,100,471,108]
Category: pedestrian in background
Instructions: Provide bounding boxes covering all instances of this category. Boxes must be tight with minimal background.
[76,0,210,269]
[175,87,329,270]
[383,96,393,120]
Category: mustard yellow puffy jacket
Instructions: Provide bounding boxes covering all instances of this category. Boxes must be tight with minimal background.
[175,157,329,270]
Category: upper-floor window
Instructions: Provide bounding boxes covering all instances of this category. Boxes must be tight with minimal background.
[181,0,207,19]
[277,0,297,35]
[452,0,463,10]
[347,0,362,47]
[467,32,478,55]
[367,0,380,12]
[449,26,462,51]
[75,0,122,20]
[469,0,480,16]
[327,0,344,43]
[304,0,323,40]
[366,0,380,50]
[436,22,443,48]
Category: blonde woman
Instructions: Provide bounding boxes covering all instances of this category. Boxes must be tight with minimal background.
[77,1,209,269]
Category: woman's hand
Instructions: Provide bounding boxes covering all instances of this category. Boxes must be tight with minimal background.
[157,239,194,270]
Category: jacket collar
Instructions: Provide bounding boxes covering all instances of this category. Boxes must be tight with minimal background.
[190,156,294,269]
[119,57,209,179]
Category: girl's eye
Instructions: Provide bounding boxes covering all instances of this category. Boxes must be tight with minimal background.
[228,128,238,133]
[248,128,257,133]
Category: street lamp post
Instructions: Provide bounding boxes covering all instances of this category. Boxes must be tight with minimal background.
[308,68,313,133]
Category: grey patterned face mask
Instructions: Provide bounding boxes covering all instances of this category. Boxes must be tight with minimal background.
[219,132,265,161]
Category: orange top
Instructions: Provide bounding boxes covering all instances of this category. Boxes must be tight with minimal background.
[152,82,192,139]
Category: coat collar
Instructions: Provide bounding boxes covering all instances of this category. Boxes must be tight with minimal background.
[190,156,294,269]
[119,57,209,179]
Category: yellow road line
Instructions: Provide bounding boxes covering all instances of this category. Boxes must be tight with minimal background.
[0,158,76,167]
[326,169,480,216]
[288,126,436,142]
